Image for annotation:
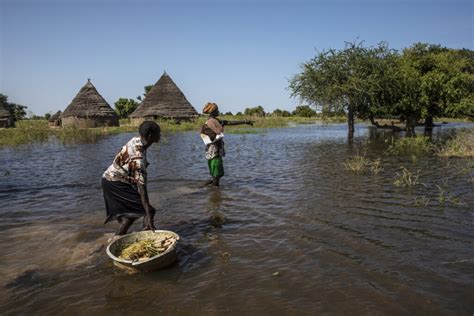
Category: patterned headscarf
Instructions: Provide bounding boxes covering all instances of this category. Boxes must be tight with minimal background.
[203,102,218,115]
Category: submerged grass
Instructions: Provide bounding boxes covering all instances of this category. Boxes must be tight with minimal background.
[435,180,463,206]
[386,136,435,156]
[414,195,431,207]
[437,128,474,158]
[393,166,420,187]
[343,153,383,175]
[344,154,370,174]
[0,120,138,147]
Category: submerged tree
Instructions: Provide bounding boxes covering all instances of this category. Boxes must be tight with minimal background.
[289,41,395,138]
[400,44,473,129]
[289,41,473,137]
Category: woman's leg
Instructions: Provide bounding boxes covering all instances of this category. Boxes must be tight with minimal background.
[212,176,220,186]
[203,159,214,185]
[209,157,224,186]
[116,217,136,235]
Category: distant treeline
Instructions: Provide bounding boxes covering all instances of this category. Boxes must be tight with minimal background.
[229,105,325,118]
[288,41,473,136]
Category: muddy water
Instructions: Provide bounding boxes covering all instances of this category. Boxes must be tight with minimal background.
[0,124,473,314]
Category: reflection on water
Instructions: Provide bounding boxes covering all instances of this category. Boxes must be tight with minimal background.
[0,123,473,314]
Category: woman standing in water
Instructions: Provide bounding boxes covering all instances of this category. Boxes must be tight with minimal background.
[102,121,161,236]
[200,102,253,186]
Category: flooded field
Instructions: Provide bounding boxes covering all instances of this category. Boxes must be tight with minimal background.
[0,123,473,314]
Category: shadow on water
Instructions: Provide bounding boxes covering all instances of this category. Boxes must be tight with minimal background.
[0,123,473,314]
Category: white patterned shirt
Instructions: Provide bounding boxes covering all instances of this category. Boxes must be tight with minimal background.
[103,137,147,185]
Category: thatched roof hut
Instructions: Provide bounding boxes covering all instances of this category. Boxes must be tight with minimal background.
[48,110,62,127]
[130,72,198,122]
[0,103,14,128]
[61,79,119,127]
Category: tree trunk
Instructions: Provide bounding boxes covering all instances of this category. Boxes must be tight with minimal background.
[347,108,354,139]
[424,116,434,130]
[405,115,418,136]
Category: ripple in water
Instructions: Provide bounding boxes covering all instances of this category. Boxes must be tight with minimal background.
[0,124,473,314]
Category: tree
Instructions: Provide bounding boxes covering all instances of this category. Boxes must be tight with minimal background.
[321,106,345,118]
[44,113,51,120]
[272,109,292,117]
[391,44,473,133]
[289,41,424,136]
[223,111,233,116]
[442,49,474,119]
[137,84,154,101]
[114,98,139,118]
[289,41,391,138]
[292,105,316,117]
[10,104,28,121]
[244,105,266,117]
[290,41,473,136]
[0,93,27,121]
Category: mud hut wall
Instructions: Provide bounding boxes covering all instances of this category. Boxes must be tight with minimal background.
[62,116,119,128]
[0,118,15,128]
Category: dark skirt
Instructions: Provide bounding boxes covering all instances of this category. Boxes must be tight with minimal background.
[102,178,146,224]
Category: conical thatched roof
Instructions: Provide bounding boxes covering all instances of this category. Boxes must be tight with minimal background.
[0,103,11,118]
[62,79,117,119]
[130,72,198,119]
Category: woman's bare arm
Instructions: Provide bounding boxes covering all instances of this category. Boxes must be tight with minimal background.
[137,183,156,231]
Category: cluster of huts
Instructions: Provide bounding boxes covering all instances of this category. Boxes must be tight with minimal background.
[0,72,199,128]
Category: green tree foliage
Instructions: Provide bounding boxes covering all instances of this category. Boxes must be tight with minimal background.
[289,41,473,136]
[0,93,28,121]
[137,85,154,101]
[321,106,345,118]
[114,98,139,118]
[44,113,51,120]
[289,41,395,137]
[272,109,292,117]
[244,105,266,117]
[292,105,316,117]
[398,44,473,128]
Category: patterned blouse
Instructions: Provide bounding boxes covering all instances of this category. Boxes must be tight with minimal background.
[103,137,147,185]
[201,118,225,160]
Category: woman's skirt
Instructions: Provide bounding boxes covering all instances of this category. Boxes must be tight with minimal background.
[208,156,224,177]
[102,178,146,224]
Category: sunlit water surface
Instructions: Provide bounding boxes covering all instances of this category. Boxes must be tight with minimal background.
[0,123,473,314]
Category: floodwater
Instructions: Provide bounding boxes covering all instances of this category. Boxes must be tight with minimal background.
[0,123,473,315]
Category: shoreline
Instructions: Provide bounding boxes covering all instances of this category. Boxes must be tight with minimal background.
[0,116,472,147]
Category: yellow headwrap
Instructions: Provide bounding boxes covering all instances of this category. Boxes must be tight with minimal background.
[202,102,218,114]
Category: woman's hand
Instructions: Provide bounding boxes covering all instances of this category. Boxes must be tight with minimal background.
[144,220,157,232]
[143,206,157,231]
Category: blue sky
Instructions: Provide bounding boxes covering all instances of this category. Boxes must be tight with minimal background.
[1,0,472,115]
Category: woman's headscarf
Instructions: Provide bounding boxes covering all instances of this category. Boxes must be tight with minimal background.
[203,102,218,115]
